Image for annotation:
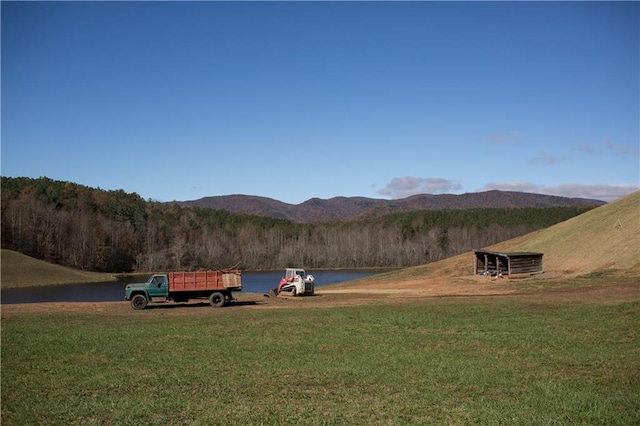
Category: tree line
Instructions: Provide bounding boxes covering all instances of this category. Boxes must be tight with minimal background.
[1,177,594,272]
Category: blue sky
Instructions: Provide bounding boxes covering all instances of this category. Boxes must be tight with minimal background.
[2,1,638,204]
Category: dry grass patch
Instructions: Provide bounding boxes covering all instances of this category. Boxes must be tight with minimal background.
[1,249,116,288]
[490,191,640,275]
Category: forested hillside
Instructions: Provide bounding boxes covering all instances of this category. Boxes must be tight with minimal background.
[181,191,604,222]
[1,177,595,272]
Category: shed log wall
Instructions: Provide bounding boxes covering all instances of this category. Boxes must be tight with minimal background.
[474,250,543,276]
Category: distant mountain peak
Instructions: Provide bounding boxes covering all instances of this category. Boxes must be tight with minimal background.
[178,190,605,223]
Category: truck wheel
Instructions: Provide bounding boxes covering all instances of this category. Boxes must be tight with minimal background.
[131,294,148,310]
[209,292,226,307]
[290,287,297,297]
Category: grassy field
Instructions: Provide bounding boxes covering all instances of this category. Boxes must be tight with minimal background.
[2,290,639,425]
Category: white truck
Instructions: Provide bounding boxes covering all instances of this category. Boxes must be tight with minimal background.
[273,268,315,296]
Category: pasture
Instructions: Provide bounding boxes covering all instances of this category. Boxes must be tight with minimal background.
[2,280,639,425]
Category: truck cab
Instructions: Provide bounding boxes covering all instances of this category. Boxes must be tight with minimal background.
[146,274,170,298]
[125,274,170,307]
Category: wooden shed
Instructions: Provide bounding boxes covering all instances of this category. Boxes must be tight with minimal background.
[474,250,543,276]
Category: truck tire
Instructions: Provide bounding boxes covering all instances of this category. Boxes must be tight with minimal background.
[290,287,297,297]
[131,294,148,310]
[209,292,226,308]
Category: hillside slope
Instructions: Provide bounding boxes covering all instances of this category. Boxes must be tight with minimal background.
[328,191,639,292]
[0,249,116,288]
[491,190,639,275]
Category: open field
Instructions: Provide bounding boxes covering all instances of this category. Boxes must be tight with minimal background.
[2,277,639,425]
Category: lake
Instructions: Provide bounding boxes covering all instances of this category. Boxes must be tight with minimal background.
[0,270,385,304]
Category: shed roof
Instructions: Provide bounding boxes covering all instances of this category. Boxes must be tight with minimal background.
[474,250,543,258]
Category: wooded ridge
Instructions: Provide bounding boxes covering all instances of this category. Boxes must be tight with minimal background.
[180,191,604,223]
[1,176,600,273]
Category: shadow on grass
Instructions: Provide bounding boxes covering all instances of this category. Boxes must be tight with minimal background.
[144,300,264,310]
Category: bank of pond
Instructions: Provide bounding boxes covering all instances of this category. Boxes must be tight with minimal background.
[0,269,384,304]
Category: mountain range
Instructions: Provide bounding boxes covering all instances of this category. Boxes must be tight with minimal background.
[178,190,605,223]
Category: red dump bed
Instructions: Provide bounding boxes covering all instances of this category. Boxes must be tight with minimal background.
[168,270,242,292]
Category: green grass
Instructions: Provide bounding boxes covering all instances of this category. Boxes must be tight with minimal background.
[2,296,639,425]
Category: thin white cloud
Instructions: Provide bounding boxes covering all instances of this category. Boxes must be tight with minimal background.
[480,181,540,193]
[377,176,462,199]
[529,151,566,165]
[487,131,526,145]
[605,139,640,156]
[480,182,639,202]
[575,142,597,154]
[575,139,639,157]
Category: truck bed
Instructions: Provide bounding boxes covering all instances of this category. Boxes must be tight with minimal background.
[168,270,242,292]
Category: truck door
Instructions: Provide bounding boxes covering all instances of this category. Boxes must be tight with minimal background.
[147,275,168,298]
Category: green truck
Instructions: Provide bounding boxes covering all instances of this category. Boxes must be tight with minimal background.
[125,270,242,310]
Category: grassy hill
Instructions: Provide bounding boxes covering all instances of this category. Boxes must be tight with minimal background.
[1,249,116,288]
[491,190,640,275]
[336,191,640,288]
